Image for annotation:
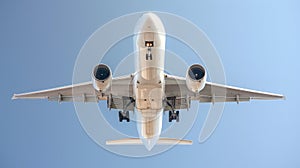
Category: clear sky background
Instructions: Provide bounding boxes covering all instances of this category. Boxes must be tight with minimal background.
[1,0,299,167]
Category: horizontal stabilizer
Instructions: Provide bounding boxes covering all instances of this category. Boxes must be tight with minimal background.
[106,138,192,145]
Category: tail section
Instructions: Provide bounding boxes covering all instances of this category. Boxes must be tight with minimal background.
[106,138,192,145]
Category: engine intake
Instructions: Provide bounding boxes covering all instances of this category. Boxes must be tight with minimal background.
[186,64,207,92]
[92,64,112,92]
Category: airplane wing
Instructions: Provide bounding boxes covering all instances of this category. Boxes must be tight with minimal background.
[164,74,284,107]
[13,74,284,111]
[12,75,134,106]
[12,81,98,102]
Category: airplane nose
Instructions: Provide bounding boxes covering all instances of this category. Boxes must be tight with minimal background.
[141,13,157,30]
[135,12,165,34]
[141,13,154,19]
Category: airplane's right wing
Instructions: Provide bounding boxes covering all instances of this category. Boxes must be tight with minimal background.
[164,74,284,107]
[198,82,285,102]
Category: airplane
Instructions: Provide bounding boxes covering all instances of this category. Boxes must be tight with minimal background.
[12,12,284,150]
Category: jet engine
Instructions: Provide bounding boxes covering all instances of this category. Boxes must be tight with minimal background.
[186,64,207,93]
[92,64,112,92]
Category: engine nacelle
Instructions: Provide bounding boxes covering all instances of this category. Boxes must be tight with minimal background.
[186,64,207,93]
[92,64,112,92]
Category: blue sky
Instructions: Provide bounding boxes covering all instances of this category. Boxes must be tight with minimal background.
[1,0,299,167]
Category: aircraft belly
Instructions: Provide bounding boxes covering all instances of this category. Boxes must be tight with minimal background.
[133,14,166,144]
[137,109,163,139]
[135,85,163,110]
[138,48,164,81]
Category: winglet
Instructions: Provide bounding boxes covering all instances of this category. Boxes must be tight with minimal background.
[12,94,17,100]
[282,95,286,100]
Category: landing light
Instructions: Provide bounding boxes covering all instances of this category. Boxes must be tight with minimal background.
[145,41,154,47]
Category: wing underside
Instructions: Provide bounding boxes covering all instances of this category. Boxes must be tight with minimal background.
[12,81,100,102]
[164,74,284,105]
[12,75,134,104]
[13,74,284,111]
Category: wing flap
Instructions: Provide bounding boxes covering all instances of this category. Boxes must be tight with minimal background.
[198,96,250,103]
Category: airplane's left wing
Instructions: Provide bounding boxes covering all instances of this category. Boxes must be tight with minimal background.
[12,75,134,104]
[12,81,99,102]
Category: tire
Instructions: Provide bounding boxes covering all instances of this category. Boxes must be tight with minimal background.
[118,111,123,122]
[176,115,180,122]
[176,111,180,122]
[169,111,172,122]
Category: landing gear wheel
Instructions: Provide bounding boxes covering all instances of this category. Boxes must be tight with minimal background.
[119,111,123,122]
[119,111,130,122]
[169,110,179,122]
[176,111,180,122]
[125,111,130,122]
[169,111,172,122]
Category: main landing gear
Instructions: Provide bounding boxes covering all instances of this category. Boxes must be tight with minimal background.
[166,97,180,122]
[119,111,130,122]
[117,97,135,122]
[169,110,179,122]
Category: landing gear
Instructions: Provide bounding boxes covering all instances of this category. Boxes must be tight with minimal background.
[166,97,180,122]
[169,110,179,122]
[119,111,130,122]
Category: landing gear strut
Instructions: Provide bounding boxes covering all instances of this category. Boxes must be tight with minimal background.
[169,110,179,122]
[165,97,180,122]
[119,111,130,122]
[116,97,134,123]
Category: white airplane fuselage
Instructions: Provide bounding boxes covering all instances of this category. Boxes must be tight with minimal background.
[133,13,166,145]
